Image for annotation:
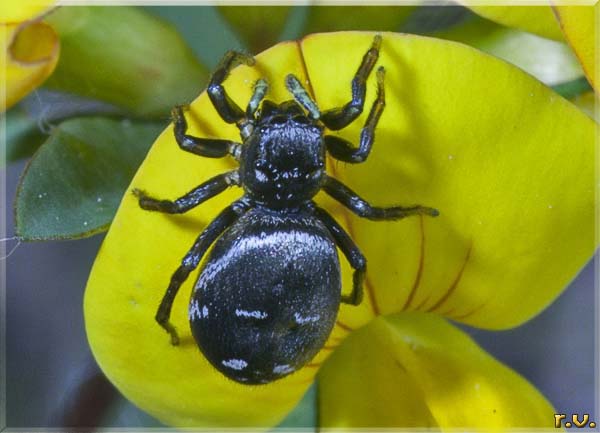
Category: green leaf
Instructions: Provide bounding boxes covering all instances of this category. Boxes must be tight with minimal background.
[305,6,415,34]
[15,117,164,241]
[3,107,46,163]
[400,5,471,34]
[43,7,208,118]
[143,7,243,68]
[217,6,292,53]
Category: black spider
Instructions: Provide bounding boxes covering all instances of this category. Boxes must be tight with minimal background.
[133,35,438,385]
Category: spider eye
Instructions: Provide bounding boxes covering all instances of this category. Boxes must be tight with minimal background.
[254,160,268,169]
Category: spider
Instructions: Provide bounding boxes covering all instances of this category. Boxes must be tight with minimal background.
[133,35,438,384]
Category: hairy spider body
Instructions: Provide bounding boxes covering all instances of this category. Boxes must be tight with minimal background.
[134,35,438,385]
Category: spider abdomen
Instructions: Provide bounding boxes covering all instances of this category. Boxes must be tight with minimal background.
[189,208,341,384]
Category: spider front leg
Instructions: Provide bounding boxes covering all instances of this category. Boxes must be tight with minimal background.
[324,176,439,220]
[285,74,321,119]
[314,206,366,306]
[208,50,255,125]
[325,67,385,163]
[246,78,268,118]
[133,171,239,214]
[320,35,382,131]
[155,204,246,345]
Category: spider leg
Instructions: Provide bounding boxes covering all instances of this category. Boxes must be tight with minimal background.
[246,78,268,119]
[172,106,241,158]
[133,171,239,214]
[285,74,321,119]
[323,176,439,220]
[208,50,255,125]
[325,67,385,163]
[314,206,365,306]
[320,35,382,131]
[155,203,247,345]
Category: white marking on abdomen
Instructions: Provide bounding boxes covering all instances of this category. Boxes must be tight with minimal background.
[273,364,295,375]
[294,312,320,325]
[222,359,248,370]
[189,300,209,321]
[235,308,268,319]
[189,300,201,321]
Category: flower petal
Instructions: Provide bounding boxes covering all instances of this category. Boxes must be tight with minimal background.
[319,313,555,429]
[466,6,563,41]
[553,5,597,92]
[0,0,54,24]
[1,20,59,110]
[85,32,596,427]
[301,32,596,330]
[84,41,323,428]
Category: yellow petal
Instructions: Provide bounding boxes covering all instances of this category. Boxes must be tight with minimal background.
[319,313,555,429]
[466,6,564,41]
[85,32,596,427]
[301,32,596,330]
[553,5,597,92]
[0,0,54,24]
[1,20,59,110]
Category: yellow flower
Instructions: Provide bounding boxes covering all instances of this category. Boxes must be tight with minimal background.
[84,32,596,429]
[1,0,59,111]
